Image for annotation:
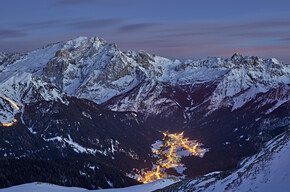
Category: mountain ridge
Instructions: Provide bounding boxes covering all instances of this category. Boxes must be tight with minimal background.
[2,36,289,120]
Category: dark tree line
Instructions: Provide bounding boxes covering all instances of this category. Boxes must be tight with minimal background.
[0,158,139,189]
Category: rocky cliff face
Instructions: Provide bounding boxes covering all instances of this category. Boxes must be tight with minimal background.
[42,37,144,103]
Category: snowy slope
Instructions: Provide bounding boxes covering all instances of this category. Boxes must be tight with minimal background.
[159,130,290,192]
[0,178,179,192]
[0,72,66,124]
[0,183,88,192]
[0,42,66,124]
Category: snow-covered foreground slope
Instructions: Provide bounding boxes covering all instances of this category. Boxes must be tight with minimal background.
[0,178,179,192]
[159,130,290,192]
[0,183,87,192]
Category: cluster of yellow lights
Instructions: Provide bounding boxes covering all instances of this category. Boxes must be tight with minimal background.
[0,97,19,127]
[137,132,206,183]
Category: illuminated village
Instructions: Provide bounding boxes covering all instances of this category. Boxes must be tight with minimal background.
[136,132,207,183]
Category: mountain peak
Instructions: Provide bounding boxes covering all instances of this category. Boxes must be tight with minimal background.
[231,53,243,61]
[63,36,107,50]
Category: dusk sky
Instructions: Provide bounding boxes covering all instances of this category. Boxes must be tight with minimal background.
[1,0,290,62]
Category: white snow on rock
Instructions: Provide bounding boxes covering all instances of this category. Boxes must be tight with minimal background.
[0,37,289,123]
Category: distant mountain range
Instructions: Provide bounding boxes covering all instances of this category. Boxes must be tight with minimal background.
[0,36,289,190]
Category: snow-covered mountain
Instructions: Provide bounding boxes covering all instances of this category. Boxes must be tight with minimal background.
[1,36,289,120]
[0,36,289,190]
